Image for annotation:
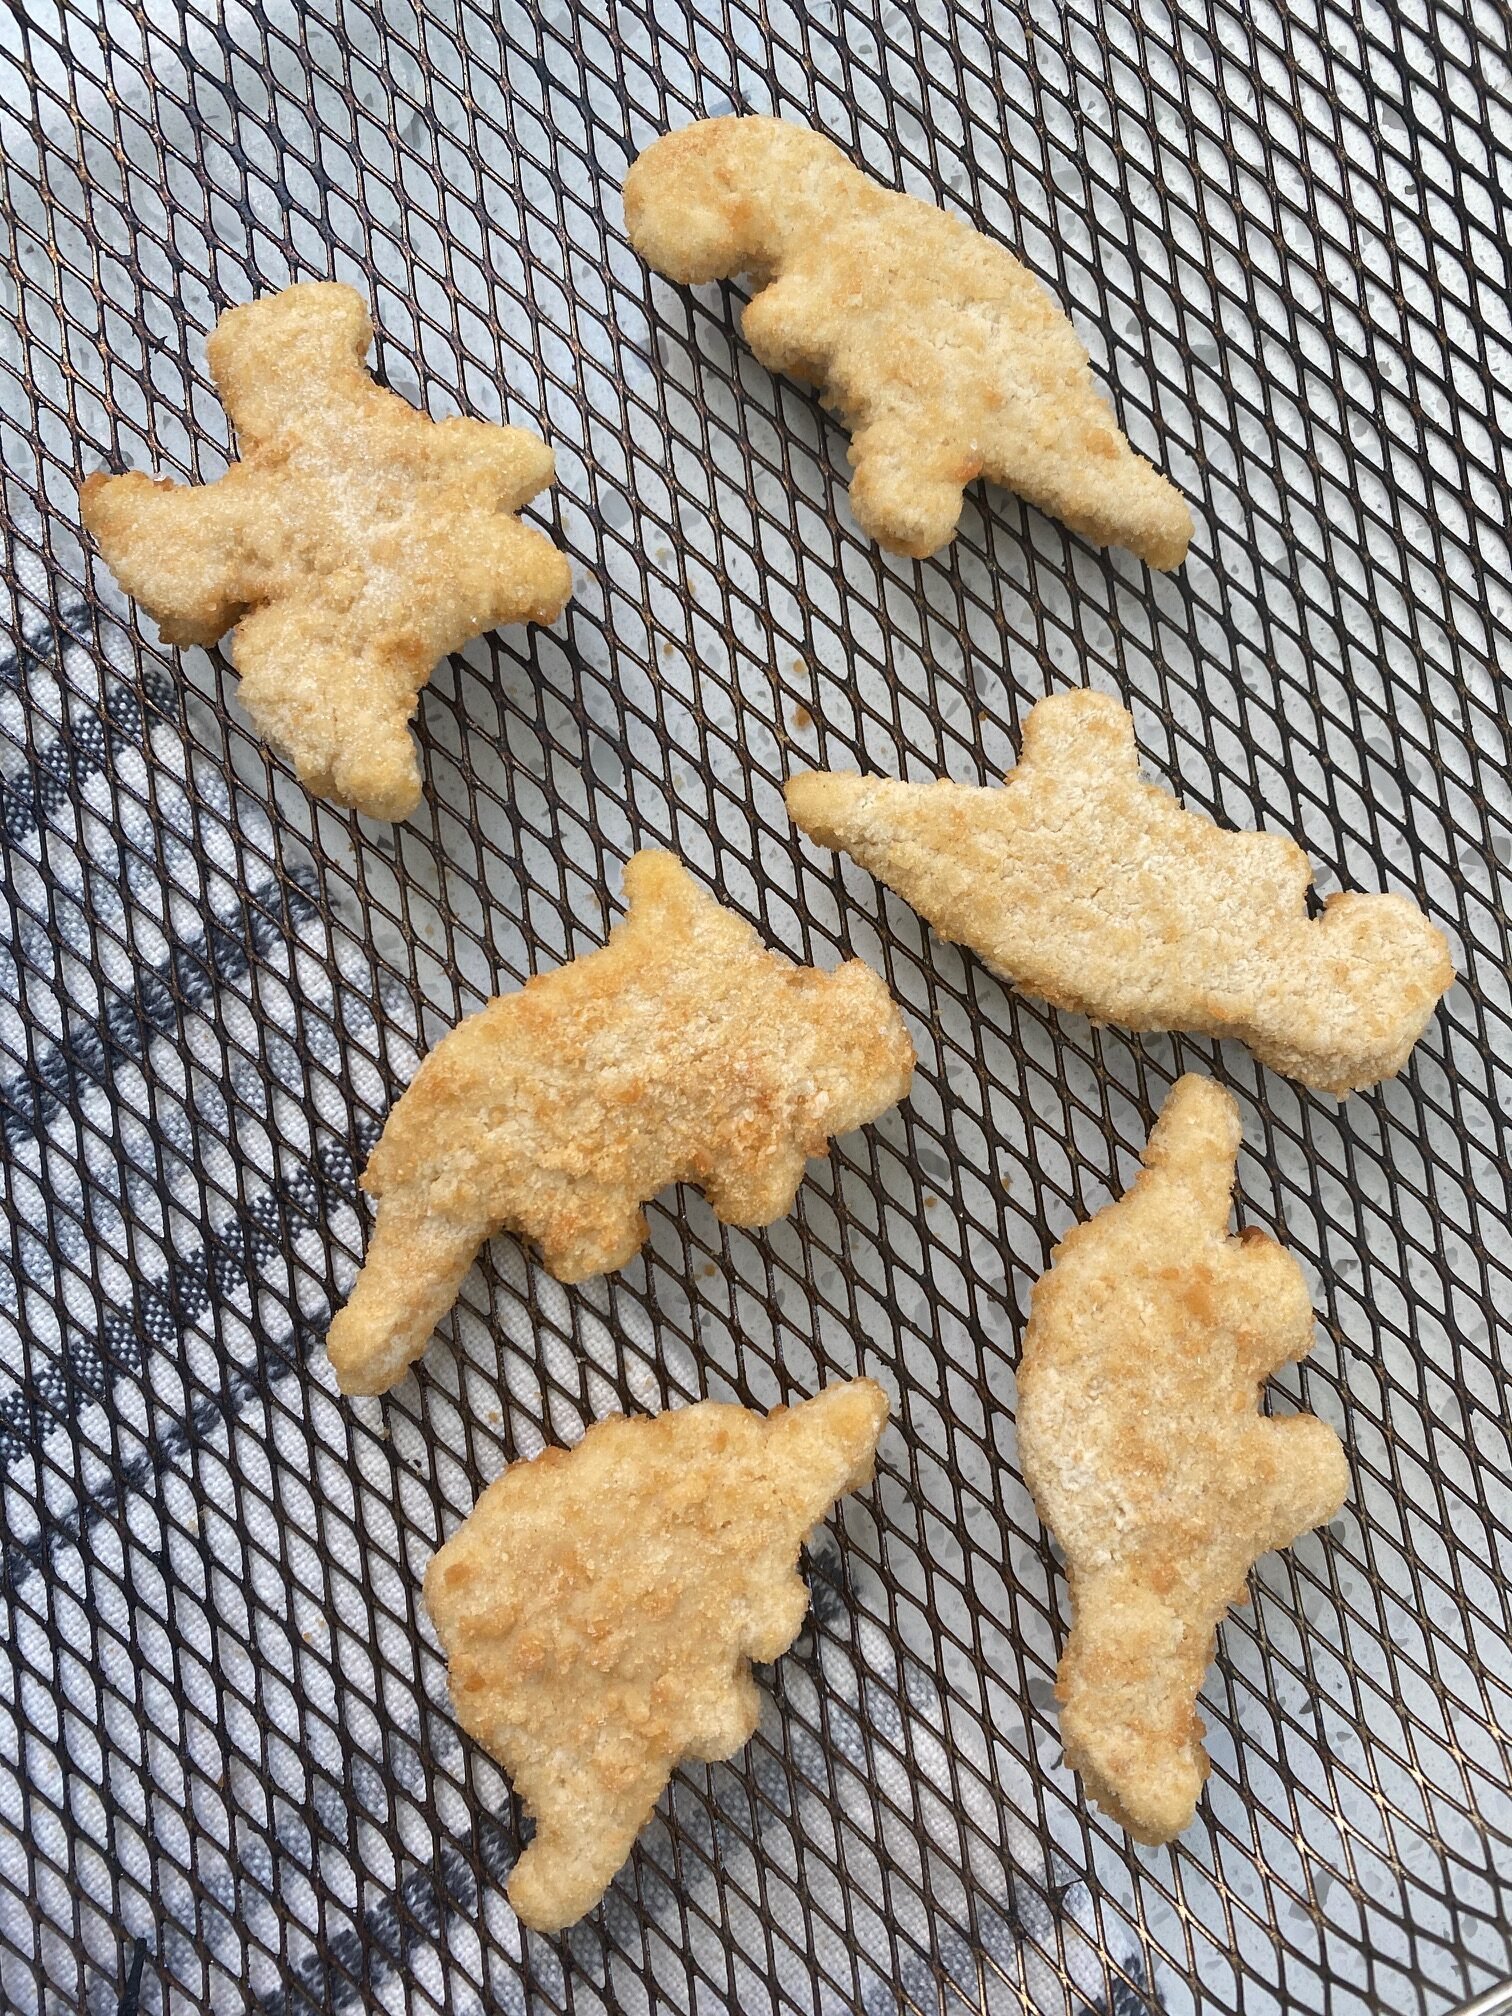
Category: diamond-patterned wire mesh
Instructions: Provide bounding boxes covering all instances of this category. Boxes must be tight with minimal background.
[1,0,1510,2011]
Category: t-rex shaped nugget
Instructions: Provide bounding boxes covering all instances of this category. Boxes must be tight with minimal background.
[1017,1075,1348,1843]
[80,281,572,820]
[786,690,1452,1096]
[623,116,1191,565]
[426,1379,889,1930]
[327,851,914,1394]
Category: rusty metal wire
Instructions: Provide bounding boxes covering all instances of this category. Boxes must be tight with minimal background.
[1,1,1510,2012]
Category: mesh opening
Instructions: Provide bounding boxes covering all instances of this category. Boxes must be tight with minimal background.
[2,1,1510,2012]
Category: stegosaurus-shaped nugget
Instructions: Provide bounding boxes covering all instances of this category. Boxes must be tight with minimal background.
[327,851,914,1393]
[624,116,1191,565]
[786,689,1452,1095]
[80,281,571,820]
[426,1380,889,1930]
[1017,1075,1349,1843]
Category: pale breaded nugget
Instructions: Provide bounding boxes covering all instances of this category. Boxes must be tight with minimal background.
[327,851,914,1394]
[80,281,571,821]
[623,116,1191,565]
[787,690,1452,1096]
[426,1379,889,1930]
[1017,1075,1348,1843]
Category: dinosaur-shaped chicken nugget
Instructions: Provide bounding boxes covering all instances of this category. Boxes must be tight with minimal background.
[787,689,1452,1095]
[1017,1075,1349,1843]
[327,851,914,1393]
[426,1379,889,1929]
[623,116,1191,564]
[80,281,571,820]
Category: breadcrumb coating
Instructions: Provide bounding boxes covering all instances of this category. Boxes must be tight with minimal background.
[426,1380,889,1929]
[786,689,1451,1096]
[1017,1076,1349,1842]
[80,281,571,820]
[624,116,1191,564]
[327,851,914,1393]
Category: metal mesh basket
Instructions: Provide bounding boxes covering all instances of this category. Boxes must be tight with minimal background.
[2,1,1510,2011]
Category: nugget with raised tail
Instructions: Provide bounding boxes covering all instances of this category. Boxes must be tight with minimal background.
[624,116,1191,565]
[327,851,914,1393]
[426,1380,889,1929]
[1017,1075,1349,1842]
[81,281,571,820]
[786,689,1452,1096]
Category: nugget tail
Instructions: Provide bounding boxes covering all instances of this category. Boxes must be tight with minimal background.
[1057,1568,1214,1844]
[786,767,1007,957]
[993,423,1193,571]
[326,1196,487,1395]
[784,769,874,855]
[507,1766,670,1933]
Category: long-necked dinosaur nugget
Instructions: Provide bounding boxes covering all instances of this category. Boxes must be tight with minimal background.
[623,116,1191,565]
[327,851,915,1393]
[1017,1075,1349,1843]
[426,1379,889,1930]
[786,689,1452,1095]
[80,281,572,820]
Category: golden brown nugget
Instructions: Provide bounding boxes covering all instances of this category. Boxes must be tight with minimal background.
[1017,1076,1348,1843]
[80,281,571,821]
[426,1379,889,1930]
[623,116,1191,564]
[787,690,1452,1096]
[327,851,914,1394]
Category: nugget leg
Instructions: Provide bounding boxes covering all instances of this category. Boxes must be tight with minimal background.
[701,1146,810,1228]
[741,276,834,382]
[327,1199,488,1395]
[847,415,970,558]
[233,606,425,822]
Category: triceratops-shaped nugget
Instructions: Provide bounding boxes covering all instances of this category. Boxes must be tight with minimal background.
[623,116,1191,565]
[786,689,1452,1096]
[1017,1075,1349,1843]
[81,281,571,820]
[327,851,914,1393]
[426,1380,889,1930]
